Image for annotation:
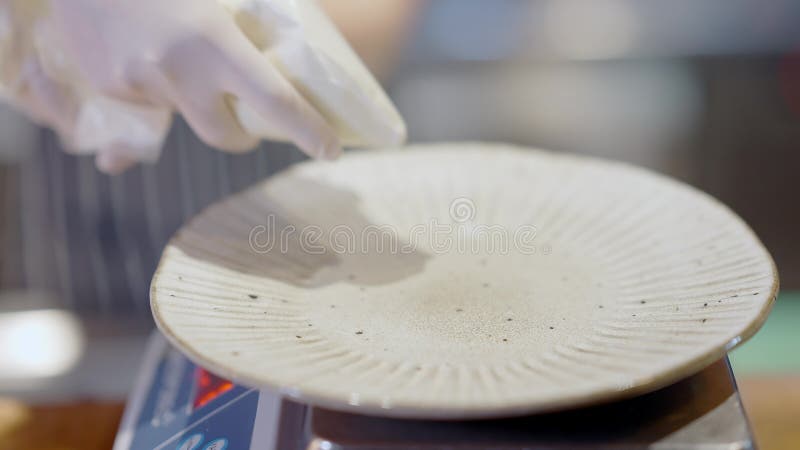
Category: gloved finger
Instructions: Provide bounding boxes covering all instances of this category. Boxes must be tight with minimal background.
[172,90,260,152]
[15,59,78,138]
[140,62,260,153]
[220,43,341,159]
[95,146,139,174]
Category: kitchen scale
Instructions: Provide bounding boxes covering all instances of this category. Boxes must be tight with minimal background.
[127,144,773,449]
[113,331,757,450]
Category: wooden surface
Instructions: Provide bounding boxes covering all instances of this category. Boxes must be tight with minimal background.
[0,399,124,450]
[0,375,796,450]
[738,375,800,450]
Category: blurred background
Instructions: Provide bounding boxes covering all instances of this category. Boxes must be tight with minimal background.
[0,0,798,448]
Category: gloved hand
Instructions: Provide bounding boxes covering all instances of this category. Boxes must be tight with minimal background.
[0,0,406,173]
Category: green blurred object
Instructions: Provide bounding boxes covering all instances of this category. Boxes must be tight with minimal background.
[730,291,800,375]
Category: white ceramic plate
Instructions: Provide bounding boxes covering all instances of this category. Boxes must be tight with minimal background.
[151,143,778,419]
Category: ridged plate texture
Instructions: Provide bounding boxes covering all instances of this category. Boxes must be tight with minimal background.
[151,143,778,419]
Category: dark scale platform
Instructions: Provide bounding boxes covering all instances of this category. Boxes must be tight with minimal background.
[115,334,755,450]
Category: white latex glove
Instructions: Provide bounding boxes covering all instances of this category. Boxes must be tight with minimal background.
[0,0,406,173]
